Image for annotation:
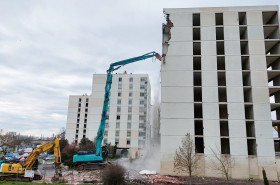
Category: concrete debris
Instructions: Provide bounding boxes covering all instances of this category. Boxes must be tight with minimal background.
[35,170,101,184]
[139,170,157,175]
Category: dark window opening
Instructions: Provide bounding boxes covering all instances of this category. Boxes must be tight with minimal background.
[217,56,225,70]
[216,27,224,40]
[193,13,200,26]
[245,105,254,119]
[194,72,202,86]
[239,12,247,25]
[194,87,202,102]
[219,104,228,119]
[195,120,203,135]
[262,11,279,25]
[195,137,204,153]
[246,121,255,137]
[193,28,201,40]
[218,87,227,102]
[194,103,203,118]
[241,56,250,70]
[218,72,226,86]
[239,26,248,40]
[193,42,201,55]
[243,88,252,102]
[221,138,230,154]
[216,41,225,55]
[240,41,249,55]
[247,139,257,155]
[220,121,229,136]
[215,13,223,25]
[193,57,201,70]
[242,72,251,86]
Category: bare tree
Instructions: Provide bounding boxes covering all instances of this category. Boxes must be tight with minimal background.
[173,133,198,178]
[210,146,234,183]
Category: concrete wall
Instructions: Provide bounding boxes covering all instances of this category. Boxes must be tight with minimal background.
[161,5,279,180]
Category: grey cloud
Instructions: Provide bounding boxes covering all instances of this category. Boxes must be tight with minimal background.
[0,0,279,136]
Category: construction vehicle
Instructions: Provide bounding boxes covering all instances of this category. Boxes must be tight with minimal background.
[73,52,161,170]
[0,137,65,182]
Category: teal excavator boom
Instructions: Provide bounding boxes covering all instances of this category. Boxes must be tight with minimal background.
[73,52,161,169]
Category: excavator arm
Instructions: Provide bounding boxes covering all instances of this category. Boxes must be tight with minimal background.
[22,137,61,170]
[95,52,161,158]
[0,137,64,182]
[73,52,161,166]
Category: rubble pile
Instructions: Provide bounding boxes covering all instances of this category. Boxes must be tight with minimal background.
[36,170,101,184]
[126,169,186,185]
[63,170,100,184]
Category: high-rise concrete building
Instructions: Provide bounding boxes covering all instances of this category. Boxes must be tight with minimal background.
[65,73,151,156]
[161,5,280,180]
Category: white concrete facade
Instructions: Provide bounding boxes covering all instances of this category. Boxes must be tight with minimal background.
[65,74,151,156]
[161,5,280,180]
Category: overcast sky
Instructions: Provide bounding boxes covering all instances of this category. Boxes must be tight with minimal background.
[0,0,279,137]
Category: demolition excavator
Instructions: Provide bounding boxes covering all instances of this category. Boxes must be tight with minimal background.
[0,137,65,182]
[73,52,161,170]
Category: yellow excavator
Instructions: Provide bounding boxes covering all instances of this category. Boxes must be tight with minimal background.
[0,137,65,182]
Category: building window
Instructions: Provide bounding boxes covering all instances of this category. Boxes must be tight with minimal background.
[140,77,147,82]
[76,129,78,133]
[84,119,87,123]
[79,98,82,102]
[129,77,133,82]
[105,123,109,128]
[78,108,81,112]
[128,107,132,113]
[85,114,87,118]
[139,115,146,121]
[76,124,79,128]
[140,92,145,97]
[104,131,108,136]
[117,115,120,120]
[129,84,133,90]
[118,92,122,97]
[139,131,145,137]
[119,77,122,82]
[118,84,122,89]
[140,85,145,89]
[127,131,131,137]
[139,123,145,128]
[85,108,88,112]
[117,99,121,104]
[127,139,131,145]
[115,138,119,145]
[86,98,89,102]
[77,114,80,118]
[128,115,132,120]
[117,107,121,112]
[129,99,132,105]
[83,129,86,133]
[127,122,131,129]
[78,103,81,107]
[106,115,109,120]
[77,119,80,123]
[129,92,133,97]
[116,122,120,129]
[115,131,120,137]
[86,103,88,107]
[104,139,107,144]
[139,107,145,112]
